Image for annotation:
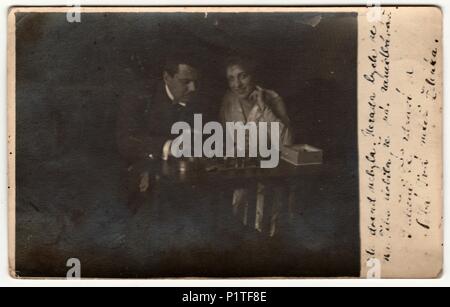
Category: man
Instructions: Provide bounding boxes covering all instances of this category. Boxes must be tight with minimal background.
[117,54,201,212]
[116,54,220,264]
[117,55,200,165]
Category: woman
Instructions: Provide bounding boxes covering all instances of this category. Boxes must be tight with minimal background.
[220,56,293,237]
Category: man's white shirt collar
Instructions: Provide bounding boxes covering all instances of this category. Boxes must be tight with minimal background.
[165,83,187,107]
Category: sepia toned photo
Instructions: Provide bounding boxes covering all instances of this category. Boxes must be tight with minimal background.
[7,6,442,279]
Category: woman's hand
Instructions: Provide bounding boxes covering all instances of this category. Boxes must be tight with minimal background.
[250,86,267,111]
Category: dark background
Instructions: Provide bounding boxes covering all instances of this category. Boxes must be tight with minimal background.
[15,12,359,278]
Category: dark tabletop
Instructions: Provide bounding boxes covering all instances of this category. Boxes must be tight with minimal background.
[154,158,323,189]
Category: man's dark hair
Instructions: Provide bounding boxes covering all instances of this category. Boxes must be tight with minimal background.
[163,52,200,76]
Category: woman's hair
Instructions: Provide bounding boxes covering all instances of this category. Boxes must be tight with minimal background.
[225,55,259,79]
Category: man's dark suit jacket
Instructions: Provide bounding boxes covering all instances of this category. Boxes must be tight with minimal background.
[116,81,216,243]
[117,81,199,166]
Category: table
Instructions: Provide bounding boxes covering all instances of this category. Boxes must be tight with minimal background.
[154,158,323,188]
[148,158,324,236]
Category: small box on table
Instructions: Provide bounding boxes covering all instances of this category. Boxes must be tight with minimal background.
[281,144,323,166]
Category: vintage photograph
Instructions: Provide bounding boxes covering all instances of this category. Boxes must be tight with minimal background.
[9,6,441,279]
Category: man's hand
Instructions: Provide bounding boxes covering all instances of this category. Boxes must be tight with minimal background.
[162,140,173,161]
[139,171,150,193]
